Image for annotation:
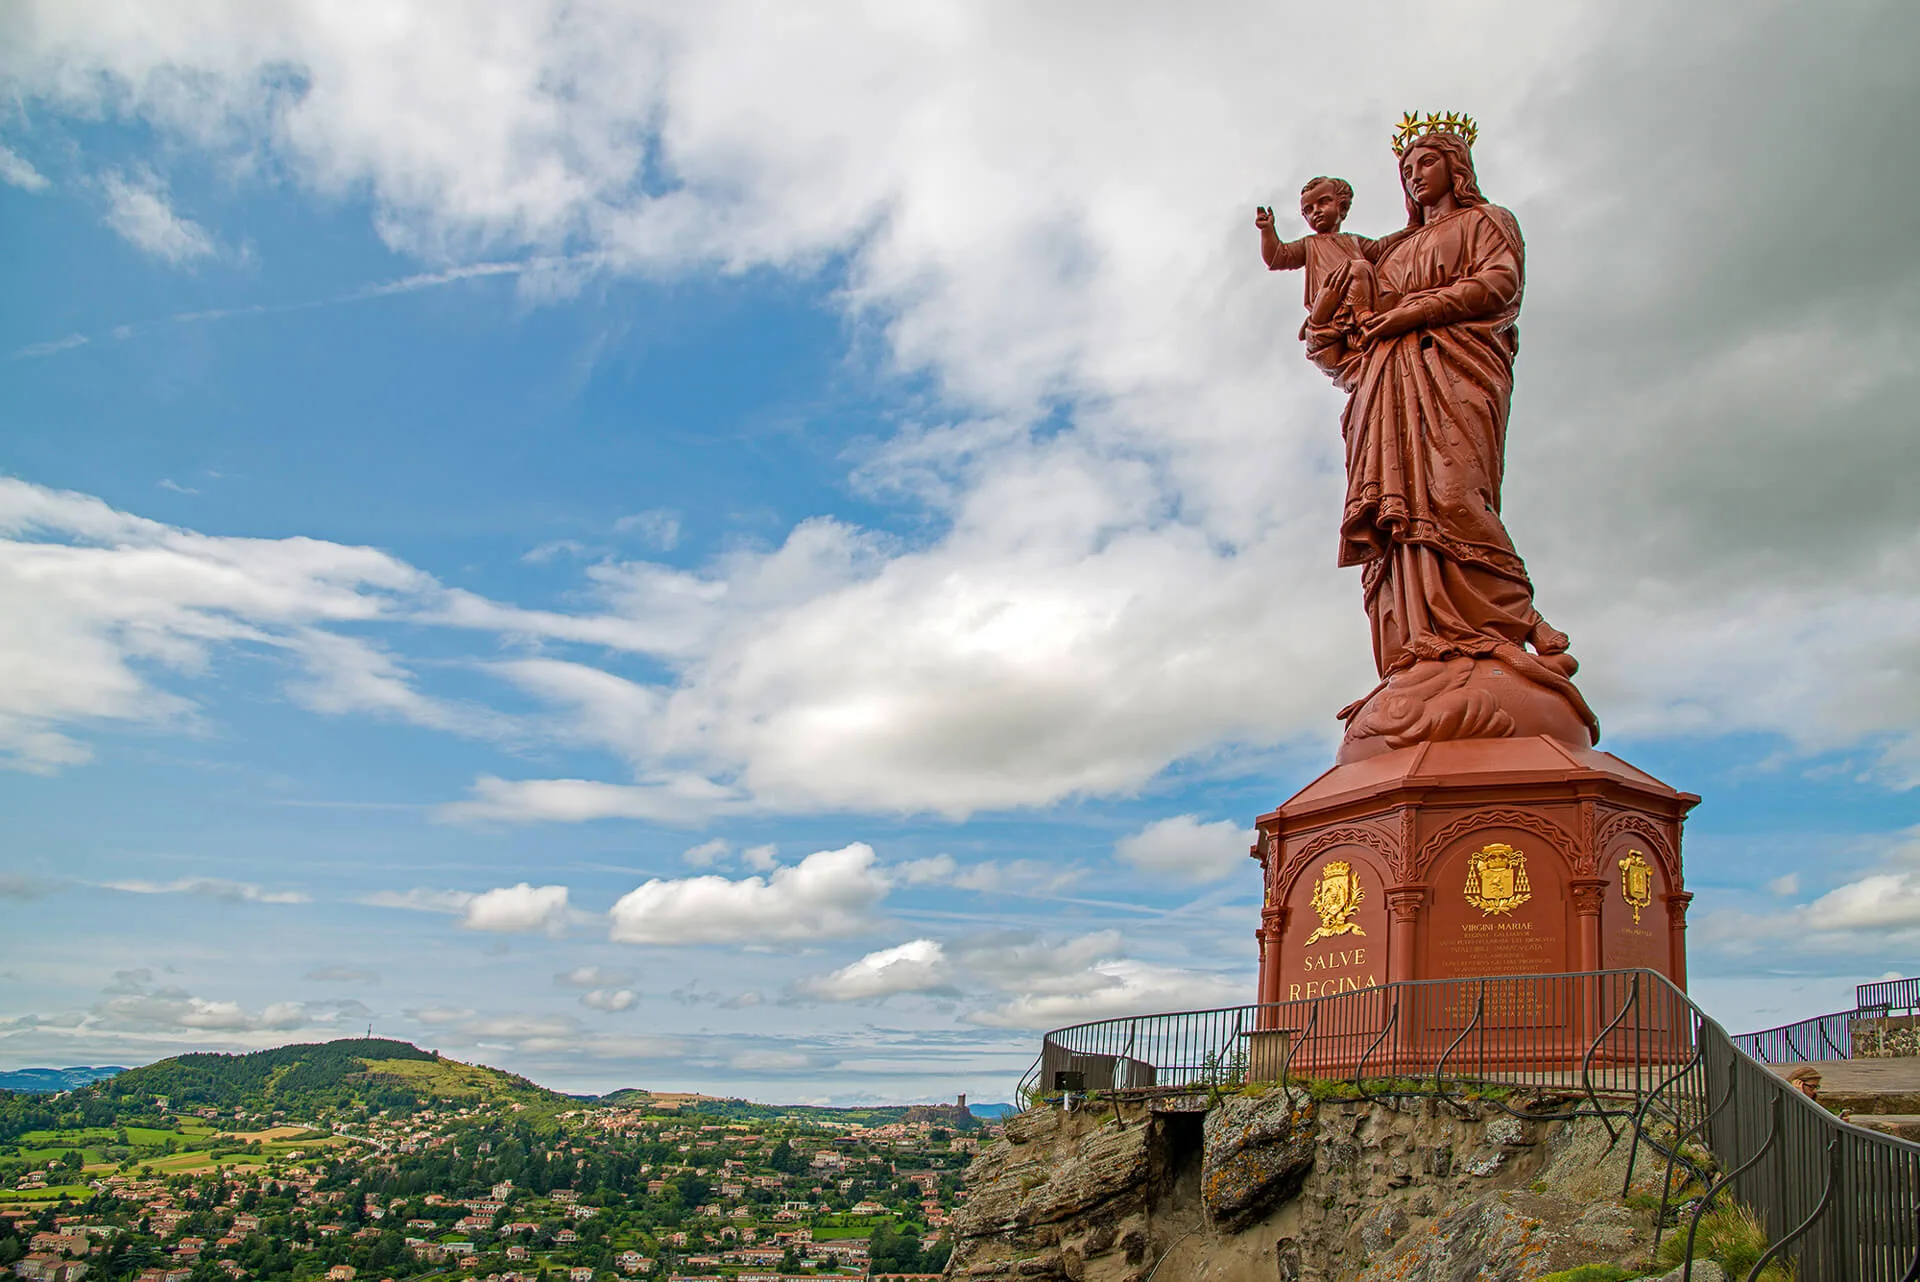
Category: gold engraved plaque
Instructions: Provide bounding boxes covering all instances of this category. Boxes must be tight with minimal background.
[1618,850,1653,925]
[1303,860,1366,946]
[1464,842,1533,916]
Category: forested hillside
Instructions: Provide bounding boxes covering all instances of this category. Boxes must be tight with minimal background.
[88,1038,561,1116]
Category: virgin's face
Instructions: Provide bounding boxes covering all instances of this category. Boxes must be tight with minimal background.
[1400,146,1452,207]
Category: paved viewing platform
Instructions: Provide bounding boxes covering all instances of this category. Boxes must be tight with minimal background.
[1770,1056,1920,1139]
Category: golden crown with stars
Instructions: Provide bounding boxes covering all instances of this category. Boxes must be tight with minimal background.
[1391,111,1479,155]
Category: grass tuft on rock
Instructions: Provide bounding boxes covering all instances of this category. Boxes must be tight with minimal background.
[1538,1266,1636,1282]
[1654,1199,1792,1280]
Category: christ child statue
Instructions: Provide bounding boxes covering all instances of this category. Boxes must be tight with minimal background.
[1255,176,1402,354]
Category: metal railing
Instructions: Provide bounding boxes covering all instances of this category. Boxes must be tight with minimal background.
[1018,969,1920,1282]
[1734,979,1920,1064]
[1860,977,1920,1015]
[1697,1021,1920,1281]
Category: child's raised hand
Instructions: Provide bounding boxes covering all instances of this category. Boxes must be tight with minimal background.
[1254,206,1275,231]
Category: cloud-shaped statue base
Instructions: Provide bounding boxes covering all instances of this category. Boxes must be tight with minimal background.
[1336,652,1598,765]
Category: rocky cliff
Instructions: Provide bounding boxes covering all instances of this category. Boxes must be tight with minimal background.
[944,1087,1667,1282]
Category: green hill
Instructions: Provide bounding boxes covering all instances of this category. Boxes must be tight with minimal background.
[87,1037,563,1116]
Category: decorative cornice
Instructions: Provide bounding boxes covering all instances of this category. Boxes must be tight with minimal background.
[1415,807,1576,881]
[1276,824,1399,901]
[1596,808,1681,887]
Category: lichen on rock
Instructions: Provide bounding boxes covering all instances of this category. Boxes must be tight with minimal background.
[1200,1089,1318,1230]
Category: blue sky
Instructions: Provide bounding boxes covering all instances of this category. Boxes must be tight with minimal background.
[3,0,1918,1101]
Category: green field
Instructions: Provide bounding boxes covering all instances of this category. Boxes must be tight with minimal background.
[2,1113,341,1191]
[0,1184,95,1205]
[812,1215,899,1240]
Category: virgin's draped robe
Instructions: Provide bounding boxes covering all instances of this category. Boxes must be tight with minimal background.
[1308,203,1543,679]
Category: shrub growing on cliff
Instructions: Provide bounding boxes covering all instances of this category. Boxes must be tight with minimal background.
[1538,1266,1635,1282]
[1654,1199,1792,1280]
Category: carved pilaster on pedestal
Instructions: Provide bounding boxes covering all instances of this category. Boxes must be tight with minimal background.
[1664,891,1694,990]
[1569,877,1608,971]
[1257,907,1290,1006]
[1569,878,1607,915]
[1384,886,1426,984]
[1385,886,1426,920]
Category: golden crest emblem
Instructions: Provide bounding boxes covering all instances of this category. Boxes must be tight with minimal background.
[1464,842,1532,916]
[1618,850,1654,924]
[1303,860,1366,946]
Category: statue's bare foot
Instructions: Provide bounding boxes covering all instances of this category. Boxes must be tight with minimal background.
[1528,619,1570,655]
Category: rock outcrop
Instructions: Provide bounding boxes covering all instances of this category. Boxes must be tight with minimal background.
[945,1088,1669,1282]
[1199,1090,1317,1231]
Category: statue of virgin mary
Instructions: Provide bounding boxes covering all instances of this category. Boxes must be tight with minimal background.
[1297,117,1598,760]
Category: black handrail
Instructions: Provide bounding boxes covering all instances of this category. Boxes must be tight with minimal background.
[1684,1091,1783,1280]
[1651,1064,1735,1262]
[1746,1137,1840,1282]
[1580,969,1640,1145]
[1431,985,1483,1119]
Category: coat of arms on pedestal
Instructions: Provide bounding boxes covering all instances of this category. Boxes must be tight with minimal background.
[1618,850,1654,924]
[1464,843,1532,916]
[1303,860,1366,945]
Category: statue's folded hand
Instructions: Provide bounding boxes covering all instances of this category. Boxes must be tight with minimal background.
[1359,305,1424,344]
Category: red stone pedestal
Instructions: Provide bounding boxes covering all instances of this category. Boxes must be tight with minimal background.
[1252,736,1697,1009]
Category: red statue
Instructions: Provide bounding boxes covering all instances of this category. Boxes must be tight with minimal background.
[1249,118,1696,1013]
[1259,113,1597,762]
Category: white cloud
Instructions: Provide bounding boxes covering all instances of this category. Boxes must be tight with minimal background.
[406,1006,476,1025]
[607,842,886,945]
[555,965,632,988]
[730,1049,810,1071]
[438,775,737,825]
[0,873,63,900]
[0,478,430,773]
[794,939,950,1002]
[0,145,49,192]
[682,838,729,867]
[463,1014,581,1040]
[947,859,1083,895]
[0,1,1918,821]
[98,994,308,1031]
[100,168,215,264]
[580,987,638,1012]
[1805,873,1920,933]
[740,843,778,872]
[1768,873,1801,897]
[102,877,309,904]
[91,975,358,1034]
[522,539,589,564]
[1115,815,1256,883]
[958,930,1126,991]
[306,966,378,983]
[894,854,956,885]
[283,629,509,740]
[10,334,88,359]
[460,883,571,935]
[615,509,680,551]
[969,959,1244,1029]
[361,887,474,915]
[923,928,1250,1028]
